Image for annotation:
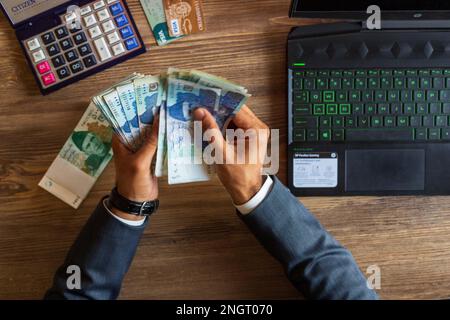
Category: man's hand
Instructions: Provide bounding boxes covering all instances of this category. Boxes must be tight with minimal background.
[111,122,159,221]
[193,106,270,205]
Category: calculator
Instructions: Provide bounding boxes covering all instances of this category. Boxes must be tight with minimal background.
[0,0,146,95]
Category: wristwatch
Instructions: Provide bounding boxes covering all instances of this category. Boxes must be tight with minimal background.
[108,187,159,217]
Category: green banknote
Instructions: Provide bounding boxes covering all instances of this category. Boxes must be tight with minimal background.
[92,73,143,150]
[41,69,251,209]
[155,75,168,177]
[168,68,251,128]
[166,77,221,184]
[39,102,113,209]
[140,0,183,46]
[134,75,161,139]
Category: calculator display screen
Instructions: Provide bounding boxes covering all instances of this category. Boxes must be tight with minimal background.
[1,0,70,25]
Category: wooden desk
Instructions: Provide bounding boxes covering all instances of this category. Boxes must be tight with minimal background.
[1,0,450,300]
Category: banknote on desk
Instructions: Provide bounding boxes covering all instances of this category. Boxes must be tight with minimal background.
[39,102,113,209]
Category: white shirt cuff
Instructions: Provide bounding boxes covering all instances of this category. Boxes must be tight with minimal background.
[103,199,147,227]
[234,176,274,215]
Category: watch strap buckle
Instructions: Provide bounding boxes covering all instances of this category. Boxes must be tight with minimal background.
[139,201,149,216]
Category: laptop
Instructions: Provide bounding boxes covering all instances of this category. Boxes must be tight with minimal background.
[0,0,146,95]
[288,0,450,196]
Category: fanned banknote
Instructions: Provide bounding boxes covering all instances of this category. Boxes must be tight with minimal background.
[93,69,249,184]
[93,74,144,151]
[93,74,143,150]
[155,75,168,177]
[169,68,250,129]
[134,75,161,139]
[166,77,221,184]
[41,70,250,210]
[116,81,142,146]
[39,102,113,209]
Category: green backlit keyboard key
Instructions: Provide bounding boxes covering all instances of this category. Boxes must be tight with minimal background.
[323,91,335,102]
[326,104,337,115]
[317,78,328,89]
[313,104,325,115]
[320,129,331,141]
[339,104,351,115]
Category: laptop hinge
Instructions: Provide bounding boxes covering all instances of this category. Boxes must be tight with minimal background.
[362,20,450,30]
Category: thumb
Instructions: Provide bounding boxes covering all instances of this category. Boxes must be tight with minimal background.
[231,105,258,130]
[136,121,159,161]
[193,108,220,132]
[193,108,225,147]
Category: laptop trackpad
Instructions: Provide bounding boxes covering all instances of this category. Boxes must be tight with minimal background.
[345,149,425,192]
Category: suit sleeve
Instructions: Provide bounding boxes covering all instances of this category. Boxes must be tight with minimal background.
[240,177,378,300]
[44,197,149,300]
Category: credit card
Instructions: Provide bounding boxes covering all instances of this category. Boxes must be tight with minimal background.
[140,0,184,46]
[163,0,206,37]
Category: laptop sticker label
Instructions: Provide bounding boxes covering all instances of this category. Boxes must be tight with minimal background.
[293,152,338,188]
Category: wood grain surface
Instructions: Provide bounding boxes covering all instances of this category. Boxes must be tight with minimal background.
[1,0,450,300]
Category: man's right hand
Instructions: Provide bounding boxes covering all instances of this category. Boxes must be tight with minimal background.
[193,106,270,205]
[111,121,159,221]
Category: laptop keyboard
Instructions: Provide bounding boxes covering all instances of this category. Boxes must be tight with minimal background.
[292,68,450,142]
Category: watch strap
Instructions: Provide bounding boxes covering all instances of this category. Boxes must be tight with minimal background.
[109,187,159,216]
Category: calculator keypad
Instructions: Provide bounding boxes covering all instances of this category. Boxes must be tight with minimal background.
[37,61,51,74]
[70,61,84,74]
[73,32,87,45]
[46,43,60,56]
[89,25,102,39]
[32,50,46,63]
[94,37,112,61]
[42,73,56,86]
[23,0,142,88]
[80,6,92,16]
[57,66,70,79]
[65,50,79,62]
[97,9,111,22]
[55,26,69,39]
[52,55,66,68]
[27,38,41,51]
[93,1,106,10]
[41,32,55,45]
[60,38,74,51]
[83,55,98,68]
[102,20,115,33]
[78,44,93,56]
[114,14,128,27]
[112,43,125,56]
[107,31,120,45]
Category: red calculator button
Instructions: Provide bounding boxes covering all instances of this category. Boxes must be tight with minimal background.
[37,61,51,74]
[42,72,56,86]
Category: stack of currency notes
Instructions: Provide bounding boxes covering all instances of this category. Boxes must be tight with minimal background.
[39,102,114,209]
[140,0,205,46]
[40,69,249,209]
[92,68,250,184]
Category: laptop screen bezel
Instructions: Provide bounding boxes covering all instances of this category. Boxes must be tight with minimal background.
[289,0,450,20]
